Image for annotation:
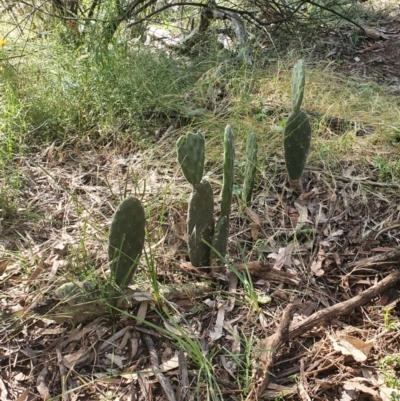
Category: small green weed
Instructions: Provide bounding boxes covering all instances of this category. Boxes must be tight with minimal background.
[380,355,400,390]
[221,328,255,395]
[373,156,400,182]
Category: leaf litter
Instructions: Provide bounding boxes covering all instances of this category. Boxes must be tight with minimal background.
[3,26,400,396]
[1,134,400,401]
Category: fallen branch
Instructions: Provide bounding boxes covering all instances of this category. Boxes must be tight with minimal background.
[251,304,296,398]
[32,282,212,323]
[249,270,400,397]
[289,270,400,339]
[346,246,400,270]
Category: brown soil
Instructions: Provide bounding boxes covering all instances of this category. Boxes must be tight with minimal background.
[312,18,400,89]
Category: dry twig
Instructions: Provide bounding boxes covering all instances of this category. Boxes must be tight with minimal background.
[251,304,297,398]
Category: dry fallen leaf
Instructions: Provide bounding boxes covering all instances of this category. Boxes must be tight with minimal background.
[36,367,50,400]
[329,334,373,362]
[294,202,312,226]
[105,353,125,368]
[209,302,225,341]
[250,223,259,241]
[342,379,380,399]
[310,245,326,277]
[244,207,261,225]
[269,244,294,270]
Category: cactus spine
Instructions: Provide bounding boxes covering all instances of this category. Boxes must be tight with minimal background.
[284,59,311,194]
[176,132,205,186]
[187,180,215,266]
[211,126,235,264]
[243,132,258,205]
[108,197,145,290]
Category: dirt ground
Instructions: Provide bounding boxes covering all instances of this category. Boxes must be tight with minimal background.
[313,17,400,89]
[1,8,400,401]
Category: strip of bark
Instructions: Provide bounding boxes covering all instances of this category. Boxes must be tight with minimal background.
[178,351,191,401]
[143,333,177,401]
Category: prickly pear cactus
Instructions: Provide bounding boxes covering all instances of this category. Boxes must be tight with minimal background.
[211,215,229,263]
[221,125,235,218]
[243,132,258,205]
[187,180,214,267]
[211,126,235,266]
[284,59,311,194]
[284,110,311,194]
[108,197,146,290]
[177,132,205,186]
[291,59,305,113]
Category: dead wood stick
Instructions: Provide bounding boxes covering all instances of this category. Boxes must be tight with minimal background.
[253,304,296,398]
[36,282,212,323]
[178,350,191,401]
[56,348,69,401]
[142,333,177,401]
[345,246,400,269]
[289,270,400,339]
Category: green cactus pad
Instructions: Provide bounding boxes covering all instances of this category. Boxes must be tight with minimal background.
[284,110,311,194]
[291,59,305,114]
[211,215,229,265]
[243,132,258,205]
[108,197,145,290]
[177,132,205,186]
[221,125,235,218]
[187,179,214,267]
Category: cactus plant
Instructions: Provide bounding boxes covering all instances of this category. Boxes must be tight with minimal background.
[177,128,237,267]
[108,197,146,290]
[284,59,311,194]
[291,59,305,114]
[284,111,311,193]
[243,132,258,205]
[176,132,205,186]
[220,125,235,218]
[211,126,235,264]
[187,180,215,266]
[211,215,229,263]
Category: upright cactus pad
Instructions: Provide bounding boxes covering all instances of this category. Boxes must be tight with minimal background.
[243,132,258,205]
[284,110,311,194]
[187,180,214,267]
[177,132,205,186]
[210,126,235,266]
[221,125,235,218]
[211,215,229,264]
[291,59,305,114]
[108,197,146,290]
